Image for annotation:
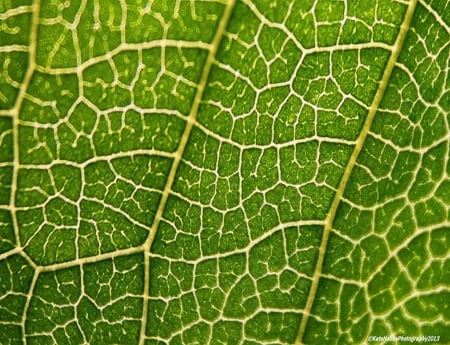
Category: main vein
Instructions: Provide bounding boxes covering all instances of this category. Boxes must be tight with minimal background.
[10,2,39,249]
[138,1,237,344]
[10,0,41,333]
[294,0,418,343]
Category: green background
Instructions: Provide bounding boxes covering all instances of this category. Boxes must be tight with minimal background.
[0,0,448,344]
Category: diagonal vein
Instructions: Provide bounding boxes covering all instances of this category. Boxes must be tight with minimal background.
[138,1,237,344]
[294,0,418,343]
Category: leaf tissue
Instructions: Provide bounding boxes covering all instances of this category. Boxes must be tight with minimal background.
[0,0,448,344]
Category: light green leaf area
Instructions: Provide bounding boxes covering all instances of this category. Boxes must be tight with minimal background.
[0,0,449,344]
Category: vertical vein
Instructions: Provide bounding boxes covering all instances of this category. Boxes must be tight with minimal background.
[10,1,40,247]
[13,0,41,336]
[295,0,418,343]
[138,1,236,343]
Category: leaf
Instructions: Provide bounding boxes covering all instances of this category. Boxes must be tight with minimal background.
[0,0,449,344]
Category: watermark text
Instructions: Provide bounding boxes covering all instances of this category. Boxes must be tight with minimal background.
[368,335,441,343]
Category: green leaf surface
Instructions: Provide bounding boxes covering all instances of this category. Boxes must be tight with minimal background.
[1,0,449,344]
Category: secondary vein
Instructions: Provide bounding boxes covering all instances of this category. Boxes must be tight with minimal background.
[138,1,237,344]
[294,0,418,343]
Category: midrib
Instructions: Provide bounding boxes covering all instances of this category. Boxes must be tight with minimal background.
[295,0,418,343]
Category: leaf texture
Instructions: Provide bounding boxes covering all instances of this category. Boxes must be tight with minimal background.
[0,0,449,344]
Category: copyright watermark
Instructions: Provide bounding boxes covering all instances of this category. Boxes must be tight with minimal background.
[368,335,441,343]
